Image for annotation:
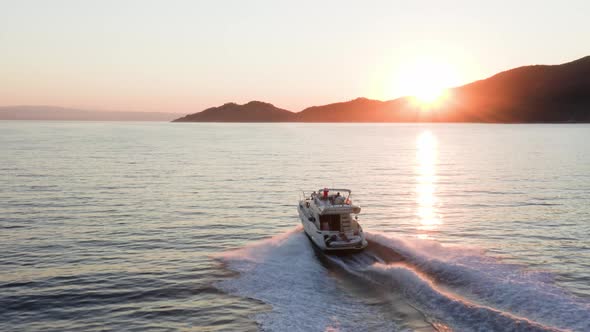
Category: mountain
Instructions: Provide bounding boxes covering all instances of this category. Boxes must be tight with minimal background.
[444,55,590,122]
[295,98,417,122]
[295,98,392,122]
[295,55,590,122]
[0,106,181,121]
[172,101,294,122]
[174,55,590,123]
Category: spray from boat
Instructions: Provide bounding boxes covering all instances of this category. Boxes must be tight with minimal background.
[216,228,590,332]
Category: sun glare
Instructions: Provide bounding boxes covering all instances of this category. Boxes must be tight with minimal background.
[416,131,441,233]
[396,57,460,107]
[414,85,447,105]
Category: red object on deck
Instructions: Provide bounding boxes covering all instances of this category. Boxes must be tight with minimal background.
[323,188,328,198]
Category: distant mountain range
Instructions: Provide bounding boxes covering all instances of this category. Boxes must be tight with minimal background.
[0,106,181,121]
[3,56,588,123]
[174,55,590,123]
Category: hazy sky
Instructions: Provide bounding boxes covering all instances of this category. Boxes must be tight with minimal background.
[1,0,588,113]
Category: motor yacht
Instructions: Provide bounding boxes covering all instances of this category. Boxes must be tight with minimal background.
[298,188,368,253]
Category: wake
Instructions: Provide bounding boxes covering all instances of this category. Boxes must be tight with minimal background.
[361,233,590,331]
[216,228,590,331]
[216,228,402,331]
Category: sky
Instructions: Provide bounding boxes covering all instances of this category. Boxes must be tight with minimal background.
[1,0,589,113]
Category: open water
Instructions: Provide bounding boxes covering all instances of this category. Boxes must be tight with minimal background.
[1,122,589,331]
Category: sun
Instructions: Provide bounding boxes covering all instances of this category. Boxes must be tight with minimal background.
[395,57,460,107]
[414,85,447,105]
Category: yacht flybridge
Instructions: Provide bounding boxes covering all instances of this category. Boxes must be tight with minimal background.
[298,188,368,253]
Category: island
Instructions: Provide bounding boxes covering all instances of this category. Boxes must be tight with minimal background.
[173,55,590,123]
[172,101,293,122]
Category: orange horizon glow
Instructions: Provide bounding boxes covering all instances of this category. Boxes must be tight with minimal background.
[399,57,460,109]
[3,2,588,113]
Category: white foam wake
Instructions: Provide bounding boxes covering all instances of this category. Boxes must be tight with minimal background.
[215,229,589,331]
[328,257,559,331]
[363,232,590,331]
[216,228,402,332]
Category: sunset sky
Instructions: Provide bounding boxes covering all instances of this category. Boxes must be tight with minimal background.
[1,0,588,113]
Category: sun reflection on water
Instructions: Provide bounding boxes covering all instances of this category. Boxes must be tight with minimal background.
[416,131,441,235]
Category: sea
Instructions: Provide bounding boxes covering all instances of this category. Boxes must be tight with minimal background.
[1,121,589,331]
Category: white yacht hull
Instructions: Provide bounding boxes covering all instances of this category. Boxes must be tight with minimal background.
[298,204,367,253]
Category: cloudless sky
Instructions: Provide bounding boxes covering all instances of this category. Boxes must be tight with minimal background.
[1,0,588,113]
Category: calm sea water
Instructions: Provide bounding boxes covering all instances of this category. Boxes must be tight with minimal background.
[1,121,589,331]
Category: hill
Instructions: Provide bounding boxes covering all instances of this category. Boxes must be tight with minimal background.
[445,55,590,122]
[294,56,590,122]
[172,101,294,122]
[0,106,181,121]
[172,55,590,123]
